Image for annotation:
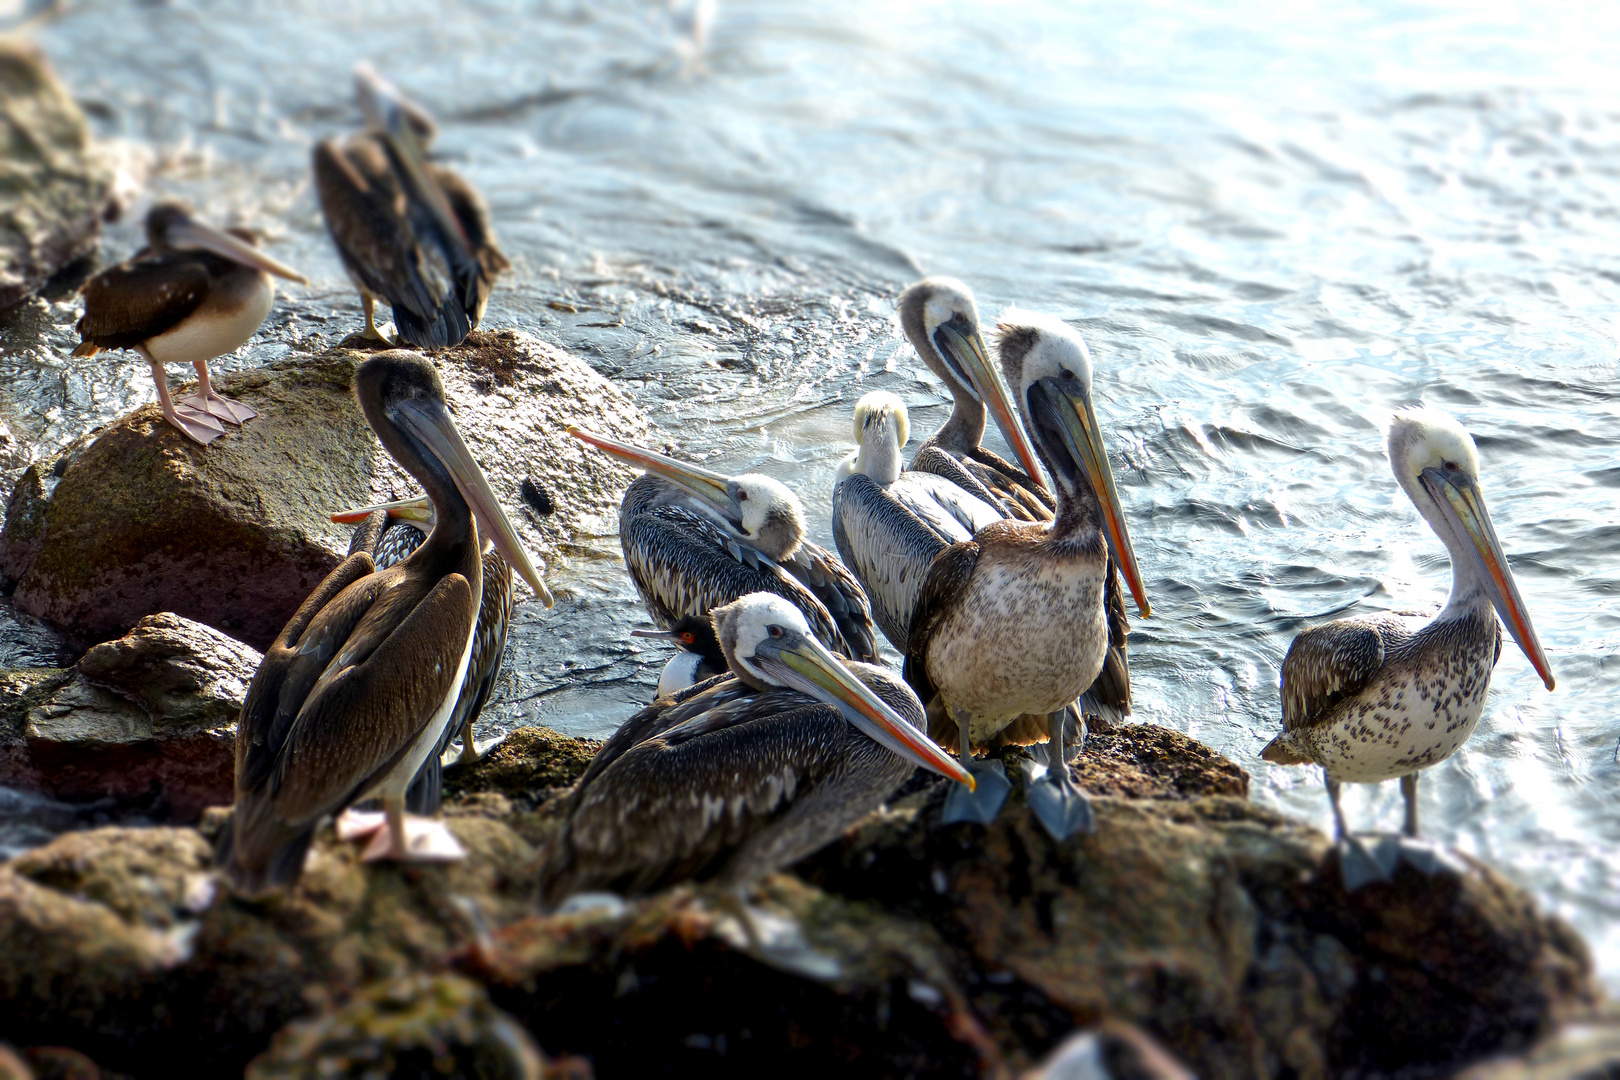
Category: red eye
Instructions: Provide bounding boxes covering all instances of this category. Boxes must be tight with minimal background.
[681,632,695,644]
[737,490,748,501]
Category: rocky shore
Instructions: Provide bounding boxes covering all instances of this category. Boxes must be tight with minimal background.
[0,199,1605,1077]
[0,720,1602,1079]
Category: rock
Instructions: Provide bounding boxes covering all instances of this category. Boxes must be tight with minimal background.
[0,613,259,820]
[246,974,548,1080]
[797,775,1597,1079]
[0,814,539,1075]
[1453,1016,1620,1080]
[0,723,1596,1078]
[0,37,113,312]
[0,332,646,651]
[1022,1022,1194,1080]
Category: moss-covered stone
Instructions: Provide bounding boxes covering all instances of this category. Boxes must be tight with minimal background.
[246,974,546,1080]
[0,37,113,311]
[0,723,1596,1078]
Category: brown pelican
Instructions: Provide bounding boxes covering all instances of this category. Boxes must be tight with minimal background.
[313,63,508,349]
[538,592,972,907]
[331,492,515,807]
[216,351,550,893]
[1261,406,1554,889]
[903,312,1150,839]
[633,616,727,699]
[569,427,878,663]
[72,202,308,446]
[898,277,1050,518]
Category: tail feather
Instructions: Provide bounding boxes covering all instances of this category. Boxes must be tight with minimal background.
[392,296,472,351]
[214,809,317,895]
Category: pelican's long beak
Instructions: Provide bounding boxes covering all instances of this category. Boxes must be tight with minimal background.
[1038,377,1150,617]
[1421,467,1554,690]
[568,427,733,512]
[167,219,309,285]
[393,396,553,607]
[353,63,471,252]
[934,320,1048,491]
[329,494,434,525]
[756,631,975,789]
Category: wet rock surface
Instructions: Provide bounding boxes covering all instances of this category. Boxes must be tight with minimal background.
[0,37,113,312]
[0,331,645,652]
[0,613,257,820]
[0,722,1597,1079]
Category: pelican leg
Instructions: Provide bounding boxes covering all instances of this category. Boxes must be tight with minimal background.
[354,792,466,863]
[455,719,480,766]
[941,712,1011,826]
[1026,708,1096,840]
[180,360,258,426]
[1393,771,1465,878]
[144,353,224,445]
[1327,770,1401,891]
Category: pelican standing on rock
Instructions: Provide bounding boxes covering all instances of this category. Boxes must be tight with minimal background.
[1261,406,1555,889]
[903,312,1150,839]
[538,593,972,907]
[867,279,1136,716]
[216,351,550,893]
[332,493,515,810]
[832,391,1003,653]
[570,427,878,664]
[897,277,1050,518]
[314,63,508,349]
[72,202,309,446]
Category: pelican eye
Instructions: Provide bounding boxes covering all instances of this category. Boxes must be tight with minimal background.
[768,625,784,639]
[1061,368,1077,381]
[736,489,748,502]
[1443,460,1459,472]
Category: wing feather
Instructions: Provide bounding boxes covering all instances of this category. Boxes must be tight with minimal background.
[902,540,981,710]
[76,254,211,348]
[1279,619,1389,731]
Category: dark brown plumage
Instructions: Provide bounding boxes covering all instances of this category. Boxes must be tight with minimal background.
[73,202,307,445]
[314,67,508,350]
[538,594,938,909]
[216,351,545,892]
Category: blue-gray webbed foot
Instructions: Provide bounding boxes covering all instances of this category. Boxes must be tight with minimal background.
[940,711,1012,825]
[1026,707,1095,840]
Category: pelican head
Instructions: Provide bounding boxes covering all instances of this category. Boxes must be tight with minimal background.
[1387,407,1554,690]
[712,593,974,788]
[836,390,909,486]
[997,311,1149,617]
[356,352,551,604]
[145,202,308,285]
[568,428,807,561]
[897,277,1046,486]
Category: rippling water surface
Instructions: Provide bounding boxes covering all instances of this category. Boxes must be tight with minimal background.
[4,0,1617,981]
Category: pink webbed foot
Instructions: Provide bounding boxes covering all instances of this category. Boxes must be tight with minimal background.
[335,808,387,842]
[181,391,258,426]
[361,815,465,863]
[163,402,227,446]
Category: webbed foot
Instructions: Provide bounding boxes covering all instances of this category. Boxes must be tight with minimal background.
[941,759,1011,825]
[1027,767,1096,840]
[1337,834,1464,890]
[181,390,257,425]
[164,402,227,445]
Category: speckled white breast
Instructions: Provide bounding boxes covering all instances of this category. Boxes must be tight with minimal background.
[1298,638,1497,784]
[144,272,274,366]
[926,557,1105,738]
